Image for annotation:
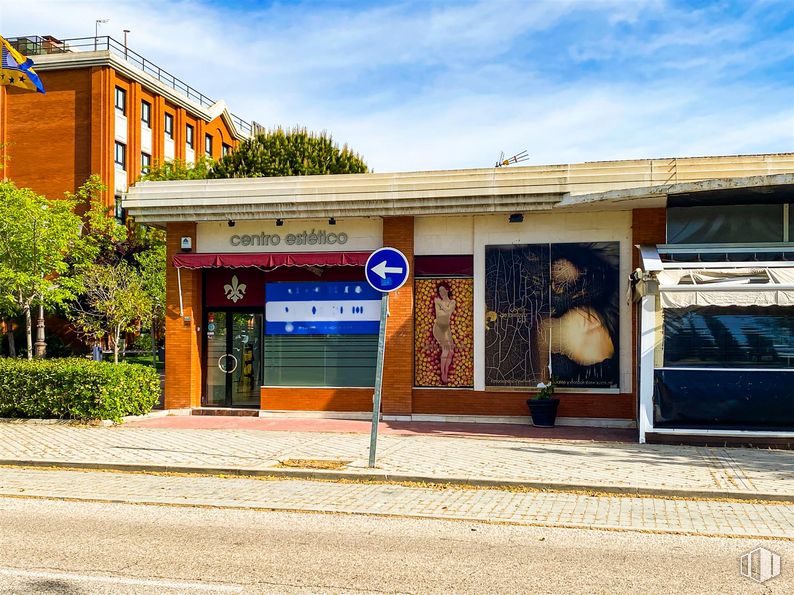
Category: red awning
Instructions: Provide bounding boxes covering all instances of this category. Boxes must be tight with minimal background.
[172,251,371,270]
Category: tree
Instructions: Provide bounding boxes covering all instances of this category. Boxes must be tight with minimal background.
[69,261,153,363]
[210,127,368,178]
[140,127,368,181]
[138,156,214,182]
[64,174,165,362]
[73,174,128,265]
[133,240,166,353]
[0,182,84,359]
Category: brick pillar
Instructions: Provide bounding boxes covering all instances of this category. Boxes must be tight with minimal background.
[175,107,186,161]
[632,208,666,269]
[127,83,141,184]
[0,86,7,175]
[89,66,114,207]
[165,222,203,409]
[630,208,667,416]
[381,216,414,415]
[196,119,206,160]
[153,96,165,164]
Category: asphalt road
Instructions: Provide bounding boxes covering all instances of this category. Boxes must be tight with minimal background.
[0,497,791,594]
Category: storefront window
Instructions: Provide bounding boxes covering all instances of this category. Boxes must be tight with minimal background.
[667,204,785,244]
[263,281,379,387]
[663,306,794,368]
[484,243,620,388]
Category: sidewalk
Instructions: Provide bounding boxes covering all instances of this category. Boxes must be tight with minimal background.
[3,466,793,539]
[0,419,792,501]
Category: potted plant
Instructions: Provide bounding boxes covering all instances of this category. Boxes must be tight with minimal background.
[526,378,560,427]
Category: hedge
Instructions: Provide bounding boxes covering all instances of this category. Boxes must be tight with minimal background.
[0,358,160,422]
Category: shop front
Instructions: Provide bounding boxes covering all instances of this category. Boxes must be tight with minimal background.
[635,180,794,443]
[123,153,794,437]
[173,218,385,411]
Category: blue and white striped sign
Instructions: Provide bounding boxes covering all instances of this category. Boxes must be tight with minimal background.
[265,282,381,335]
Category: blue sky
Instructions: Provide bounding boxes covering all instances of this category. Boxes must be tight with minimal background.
[2,0,792,171]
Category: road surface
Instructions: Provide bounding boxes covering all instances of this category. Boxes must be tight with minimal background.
[0,496,791,593]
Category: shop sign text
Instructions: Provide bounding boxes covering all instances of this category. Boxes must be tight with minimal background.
[230,229,348,248]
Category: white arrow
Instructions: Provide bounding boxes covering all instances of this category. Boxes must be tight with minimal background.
[371,260,403,279]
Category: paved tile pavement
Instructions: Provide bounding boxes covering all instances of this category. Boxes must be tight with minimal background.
[0,424,792,499]
[130,414,638,442]
[1,467,792,539]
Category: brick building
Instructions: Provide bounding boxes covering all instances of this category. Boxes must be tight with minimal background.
[0,35,251,211]
[125,153,794,442]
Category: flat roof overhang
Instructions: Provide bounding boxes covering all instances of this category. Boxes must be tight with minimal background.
[122,154,794,225]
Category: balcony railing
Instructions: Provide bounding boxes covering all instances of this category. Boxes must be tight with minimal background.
[7,35,253,137]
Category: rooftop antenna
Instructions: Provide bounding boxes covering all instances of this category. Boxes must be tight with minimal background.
[495,149,529,168]
[94,18,109,51]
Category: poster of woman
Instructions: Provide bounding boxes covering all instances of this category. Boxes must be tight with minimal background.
[415,278,473,387]
[432,284,456,384]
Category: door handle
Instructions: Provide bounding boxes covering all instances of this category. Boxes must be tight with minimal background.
[218,354,238,374]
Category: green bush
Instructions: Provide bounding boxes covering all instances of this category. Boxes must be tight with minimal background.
[0,358,160,422]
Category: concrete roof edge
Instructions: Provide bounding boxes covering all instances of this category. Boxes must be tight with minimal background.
[557,172,794,208]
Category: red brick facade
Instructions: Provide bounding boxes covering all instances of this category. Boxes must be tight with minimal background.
[160,212,652,424]
[0,64,241,207]
[381,217,415,415]
[165,222,203,408]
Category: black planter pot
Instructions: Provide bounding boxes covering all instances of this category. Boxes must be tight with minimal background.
[526,398,560,428]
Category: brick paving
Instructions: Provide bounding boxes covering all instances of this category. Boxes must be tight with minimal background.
[0,423,792,499]
[0,466,792,539]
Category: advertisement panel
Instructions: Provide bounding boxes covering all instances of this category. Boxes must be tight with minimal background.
[414,278,474,387]
[265,281,381,335]
[484,242,620,388]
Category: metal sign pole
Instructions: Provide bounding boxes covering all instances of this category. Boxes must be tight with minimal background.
[368,292,389,467]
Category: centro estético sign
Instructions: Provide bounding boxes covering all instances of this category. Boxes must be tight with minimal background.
[230,229,349,247]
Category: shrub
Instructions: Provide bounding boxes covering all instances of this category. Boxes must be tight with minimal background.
[0,358,160,422]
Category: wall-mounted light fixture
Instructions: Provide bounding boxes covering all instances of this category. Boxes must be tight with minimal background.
[276,219,284,227]
[508,213,524,223]
[227,219,236,227]
[328,217,336,225]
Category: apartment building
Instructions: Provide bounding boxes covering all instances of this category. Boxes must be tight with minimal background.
[0,34,251,212]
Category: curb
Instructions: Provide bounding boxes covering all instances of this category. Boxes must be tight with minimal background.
[0,418,114,427]
[0,458,792,504]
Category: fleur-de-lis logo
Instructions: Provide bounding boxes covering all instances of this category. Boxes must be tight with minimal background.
[224,275,247,303]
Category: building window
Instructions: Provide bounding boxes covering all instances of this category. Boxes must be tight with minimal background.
[114,195,124,222]
[186,124,194,149]
[114,142,126,169]
[114,87,126,116]
[667,204,786,244]
[664,306,794,369]
[205,134,213,157]
[222,143,232,157]
[141,152,151,175]
[140,101,151,128]
[164,113,174,139]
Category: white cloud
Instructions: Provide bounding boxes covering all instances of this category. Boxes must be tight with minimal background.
[1,0,791,172]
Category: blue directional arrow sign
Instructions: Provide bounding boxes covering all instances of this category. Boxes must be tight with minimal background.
[364,247,410,467]
[365,247,410,293]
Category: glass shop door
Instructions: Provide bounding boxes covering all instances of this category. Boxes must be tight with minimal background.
[204,311,262,407]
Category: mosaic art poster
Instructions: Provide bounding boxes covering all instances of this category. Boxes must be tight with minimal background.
[414,278,474,387]
[484,243,620,388]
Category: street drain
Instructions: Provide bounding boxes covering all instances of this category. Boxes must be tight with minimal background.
[275,459,351,470]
